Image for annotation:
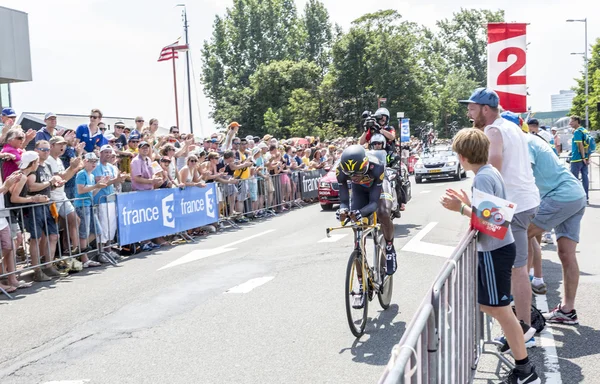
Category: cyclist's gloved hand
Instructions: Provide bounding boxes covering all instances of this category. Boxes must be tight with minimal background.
[336,208,349,222]
[350,209,362,222]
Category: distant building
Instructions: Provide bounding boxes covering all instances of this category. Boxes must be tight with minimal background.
[551,90,576,111]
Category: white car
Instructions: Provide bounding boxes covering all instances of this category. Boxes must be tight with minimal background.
[414,146,466,183]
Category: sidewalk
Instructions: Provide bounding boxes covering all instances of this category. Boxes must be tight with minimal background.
[472,190,600,383]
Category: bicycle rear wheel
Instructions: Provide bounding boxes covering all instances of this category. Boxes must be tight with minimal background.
[345,250,368,338]
[377,233,393,309]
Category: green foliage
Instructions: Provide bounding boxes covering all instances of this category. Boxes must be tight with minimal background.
[571,37,600,130]
[201,4,504,138]
[436,9,505,86]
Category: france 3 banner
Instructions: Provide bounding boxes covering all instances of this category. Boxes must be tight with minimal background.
[487,23,527,113]
[400,118,410,143]
[116,184,218,244]
[471,188,517,240]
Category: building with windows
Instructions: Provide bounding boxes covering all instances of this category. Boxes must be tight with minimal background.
[551,90,576,112]
[0,6,32,109]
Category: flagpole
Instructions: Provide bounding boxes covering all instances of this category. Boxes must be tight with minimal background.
[182,5,193,135]
[172,48,180,129]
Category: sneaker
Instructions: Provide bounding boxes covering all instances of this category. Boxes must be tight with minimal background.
[352,285,365,309]
[98,253,112,264]
[141,243,153,252]
[498,321,536,354]
[385,243,397,276]
[33,270,52,282]
[544,305,578,325]
[531,282,547,295]
[149,242,161,249]
[502,365,541,384]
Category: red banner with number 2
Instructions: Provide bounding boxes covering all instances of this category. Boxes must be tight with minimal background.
[487,23,527,113]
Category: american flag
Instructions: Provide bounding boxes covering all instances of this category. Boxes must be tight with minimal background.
[158,41,181,62]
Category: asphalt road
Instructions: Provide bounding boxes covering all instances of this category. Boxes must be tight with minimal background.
[1,169,596,384]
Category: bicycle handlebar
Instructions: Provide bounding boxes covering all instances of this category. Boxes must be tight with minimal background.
[325,216,378,237]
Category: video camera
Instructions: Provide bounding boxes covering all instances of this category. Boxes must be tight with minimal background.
[361,111,383,133]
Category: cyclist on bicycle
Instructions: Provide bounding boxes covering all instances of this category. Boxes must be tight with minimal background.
[336,145,397,277]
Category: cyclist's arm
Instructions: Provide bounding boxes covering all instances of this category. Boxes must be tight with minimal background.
[360,169,384,217]
[361,182,381,218]
[336,168,350,210]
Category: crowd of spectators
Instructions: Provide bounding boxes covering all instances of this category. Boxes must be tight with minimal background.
[0,107,366,291]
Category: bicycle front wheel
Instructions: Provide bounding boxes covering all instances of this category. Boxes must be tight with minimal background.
[345,250,368,338]
[377,234,393,309]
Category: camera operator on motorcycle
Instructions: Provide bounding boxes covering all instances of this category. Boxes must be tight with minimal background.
[360,108,408,215]
[359,108,396,155]
[335,145,397,276]
[369,134,406,216]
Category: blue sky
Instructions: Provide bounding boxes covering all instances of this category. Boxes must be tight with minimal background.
[2,0,599,137]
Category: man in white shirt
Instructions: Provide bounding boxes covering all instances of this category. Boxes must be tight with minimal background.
[460,88,540,334]
[46,136,83,254]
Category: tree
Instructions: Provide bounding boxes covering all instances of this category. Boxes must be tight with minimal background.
[288,88,320,137]
[436,9,505,87]
[299,0,333,73]
[329,10,430,134]
[201,0,304,127]
[263,107,285,138]
[571,37,600,130]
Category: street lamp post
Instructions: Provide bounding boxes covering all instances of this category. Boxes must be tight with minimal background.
[567,18,588,128]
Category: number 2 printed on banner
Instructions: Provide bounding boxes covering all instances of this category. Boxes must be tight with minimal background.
[497,47,526,86]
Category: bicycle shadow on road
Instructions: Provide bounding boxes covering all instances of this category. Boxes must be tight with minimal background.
[339,304,406,366]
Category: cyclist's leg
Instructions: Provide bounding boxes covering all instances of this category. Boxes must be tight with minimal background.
[378,179,397,275]
[350,186,370,280]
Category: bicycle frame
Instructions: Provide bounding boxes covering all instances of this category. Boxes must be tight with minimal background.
[326,213,383,289]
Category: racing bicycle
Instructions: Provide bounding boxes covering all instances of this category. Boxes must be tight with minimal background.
[326,212,393,337]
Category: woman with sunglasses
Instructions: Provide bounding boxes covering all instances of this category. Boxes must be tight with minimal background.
[1,128,26,178]
[157,156,178,189]
[179,154,205,188]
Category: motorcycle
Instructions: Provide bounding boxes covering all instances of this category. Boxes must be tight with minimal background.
[385,157,411,218]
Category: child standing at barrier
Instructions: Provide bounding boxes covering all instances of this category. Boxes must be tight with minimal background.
[439,128,540,384]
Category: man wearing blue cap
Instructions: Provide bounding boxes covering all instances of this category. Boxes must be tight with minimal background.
[459,88,541,359]
[1,107,17,137]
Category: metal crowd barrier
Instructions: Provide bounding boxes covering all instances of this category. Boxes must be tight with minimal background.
[558,152,599,191]
[0,197,103,299]
[216,170,321,228]
[380,229,491,384]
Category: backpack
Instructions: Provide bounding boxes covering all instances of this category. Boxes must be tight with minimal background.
[512,304,546,334]
[584,132,596,157]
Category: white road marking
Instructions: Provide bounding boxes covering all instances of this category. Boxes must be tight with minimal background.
[401,222,455,258]
[535,292,563,383]
[436,183,447,187]
[225,276,274,293]
[318,234,348,243]
[420,190,431,194]
[43,381,91,384]
[158,229,276,270]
